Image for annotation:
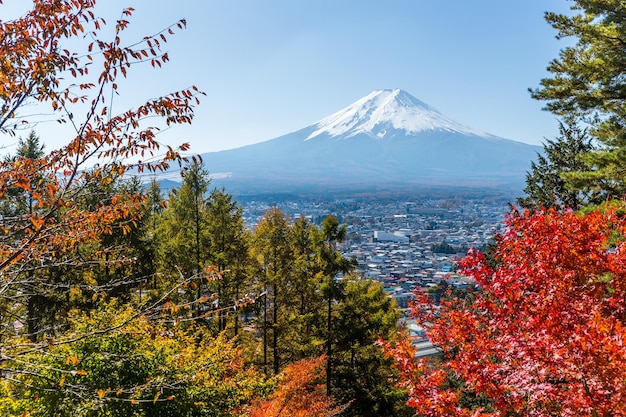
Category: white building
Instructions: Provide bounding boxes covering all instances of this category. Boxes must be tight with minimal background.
[374,231,409,243]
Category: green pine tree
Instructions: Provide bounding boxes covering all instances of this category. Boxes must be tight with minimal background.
[332,278,412,417]
[531,1,626,199]
[285,216,326,361]
[317,215,357,396]
[251,207,294,375]
[518,122,595,209]
[205,187,249,334]
[155,162,212,318]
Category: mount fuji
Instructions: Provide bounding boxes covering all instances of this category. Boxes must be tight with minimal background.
[195,89,541,194]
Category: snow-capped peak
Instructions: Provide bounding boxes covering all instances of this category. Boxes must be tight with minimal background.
[306,89,489,140]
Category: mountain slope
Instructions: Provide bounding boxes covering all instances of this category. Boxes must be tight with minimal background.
[307,88,489,140]
[197,89,540,194]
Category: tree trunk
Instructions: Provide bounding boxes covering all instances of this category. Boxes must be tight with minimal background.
[263,285,268,374]
[27,291,37,342]
[234,283,239,337]
[327,287,332,396]
[273,282,279,375]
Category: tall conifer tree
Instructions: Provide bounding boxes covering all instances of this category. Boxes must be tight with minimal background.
[205,187,249,333]
[251,208,293,375]
[532,1,626,198]
[318,215,356,396]
[156,162,211,317]
[519,122,595,209]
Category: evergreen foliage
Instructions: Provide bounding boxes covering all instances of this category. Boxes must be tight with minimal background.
[518,122,595,209]
[250,208,294,375]
[155,162,213,319]
[531,0,626,198]
[332,278,412,417]
[205,187,250,333]
[286,216,326,361]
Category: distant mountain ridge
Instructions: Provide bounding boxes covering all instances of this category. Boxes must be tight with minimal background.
[185,89,541,194]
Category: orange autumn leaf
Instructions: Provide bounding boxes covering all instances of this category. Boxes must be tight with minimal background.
[248,356,348,417]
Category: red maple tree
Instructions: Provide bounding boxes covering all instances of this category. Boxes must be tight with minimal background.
[384,207,626,417]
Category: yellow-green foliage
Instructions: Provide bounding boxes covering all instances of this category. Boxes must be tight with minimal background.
[0,301,268,417]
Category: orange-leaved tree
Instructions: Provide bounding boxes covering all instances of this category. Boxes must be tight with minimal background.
[384,207,626,417]
[0,0,203,376]
[248,355,348,417]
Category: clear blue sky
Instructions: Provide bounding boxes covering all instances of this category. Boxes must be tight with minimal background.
[4,0,573,154]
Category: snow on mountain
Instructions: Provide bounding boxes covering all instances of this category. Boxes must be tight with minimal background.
[306,88,489,140]
[180,88,543,194]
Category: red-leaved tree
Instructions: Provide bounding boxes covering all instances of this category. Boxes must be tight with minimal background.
[384,207,626,417]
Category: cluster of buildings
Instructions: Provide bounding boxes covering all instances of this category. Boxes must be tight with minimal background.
[338,198,507,305]
[241,194,510,298]
[240,193,513,356]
